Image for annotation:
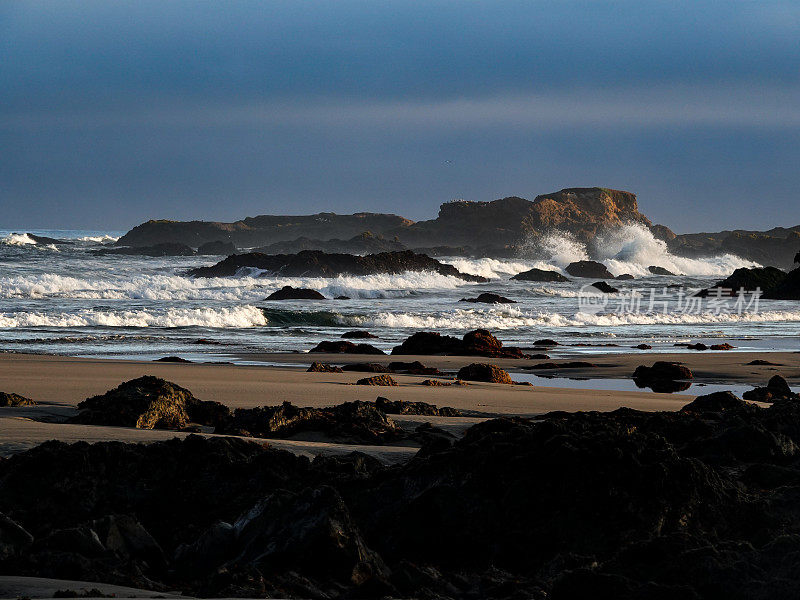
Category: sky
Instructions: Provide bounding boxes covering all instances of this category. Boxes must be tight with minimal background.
[1,1,799,232]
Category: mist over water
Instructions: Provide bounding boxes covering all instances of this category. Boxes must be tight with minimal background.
[0,227,797,360]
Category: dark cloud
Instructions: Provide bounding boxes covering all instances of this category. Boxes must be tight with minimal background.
[1,1,798,230]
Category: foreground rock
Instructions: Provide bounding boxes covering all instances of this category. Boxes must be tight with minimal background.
[310,341,385,354]
[189,250,488,282]
[459,292,516,304]
[743,375,798,403]
[456,363,513,384]
[374,397,461,416]
[392,329,527,359]
[511,268,569,282]
[696,266,787,297]
[94,243,196,257]
[0,392,36,407]
[68,376,229,430]
[565,260,614,279]
[266,286,326,300]
[356,375,398,387]
[12,396,800,597]
[307,362,343,373]
[218,400,402,444]
[591,281,619,293]
[341,330,377,339]
[648,265,676,275]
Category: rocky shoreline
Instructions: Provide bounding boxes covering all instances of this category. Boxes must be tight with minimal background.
[3,386,800,598]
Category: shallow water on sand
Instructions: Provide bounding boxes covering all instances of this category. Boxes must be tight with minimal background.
[1,228,799,361]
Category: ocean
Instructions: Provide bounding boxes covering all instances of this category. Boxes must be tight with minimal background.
[1,225,799,361]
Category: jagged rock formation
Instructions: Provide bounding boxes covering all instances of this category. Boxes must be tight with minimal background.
[670,227,800,269]
[743,375,798,403]
[591,281,619,293]
[566,260,614,279]
[189,250,488,282]
[696,266,787,297]
[374,397,461,416]
[356,375,398,387]
[648,265,676,275]
[307,362,343,373]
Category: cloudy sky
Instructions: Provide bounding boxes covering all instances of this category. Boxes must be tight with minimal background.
[1,0,798,231]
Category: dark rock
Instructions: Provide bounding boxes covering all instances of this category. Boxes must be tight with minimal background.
[743,375,798,403]
[69,376,230,430]
[334,295,351,300]
[307,362,343,373]
[615,273,635,280]
[459,292,516,304]
[765,266,800,300]
[533,339,559,346]
[94,242,196,257]
[266,286,326,300]
[748,359,781,366]
[310,340,385,354]
[341,330,377,339]
[0,513,34,559]
[456,363,513,384]
[648,265,676,276]
[189,250,488,282]
[687,343,709,350]
[591,281,619,293]
[565,260,614,279]
[511,268,569,282]
[0,392,36,407]
[696,266,787,297]
[634,344,652,350]
[391,329,527,359]
[356,375,398,386]
[256,231,406,255]
[25,233,73,245]
[633,362,693,393]
[680,391,748,414]
[218,400,403,444]
[342,363,393,373]
[155,356,192,363]
[387,361,441,375]
[196,240,237,255]
[710,343,735,350]
[375,397,461,417]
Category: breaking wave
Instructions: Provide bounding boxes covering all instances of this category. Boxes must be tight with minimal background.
[1,233,38,246]
[0,305,268,328]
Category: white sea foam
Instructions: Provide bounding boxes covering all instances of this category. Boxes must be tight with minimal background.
[0,305,267,328]
[347,306,800,330]
[442,258,538,279]
[1,233,37,246]
[77,235,120,243]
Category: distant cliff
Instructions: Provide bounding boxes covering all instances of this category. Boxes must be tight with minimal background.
[669,226,800,269]
[116,213,414,248]
[117,187,670,252]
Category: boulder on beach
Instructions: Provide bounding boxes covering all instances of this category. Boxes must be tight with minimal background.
[69,376,230,430]
[743,375,798,403]
[266,286,326,300]
[648,265,676,276]
[310,340,385,354]
[342,363,392,373]
[459,292,516,304]
[196,240,237,255]
[511,268,569,282]
[356,375,398,386]
[565,260,614,279]
[391,329,527,359]
[0,392,36,407]
[680,391,749,414]
[591,281,619,293]
[155,356,192,363]
[456,363,513,384]
[387,360,441,375]
[341,330,377,339]
[307,362,344,373]
[533,338,558,346]
[633,362,693,393]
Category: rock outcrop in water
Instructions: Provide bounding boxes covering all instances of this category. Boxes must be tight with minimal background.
[459,292,516,304]
[565,260,614,279]
[12,394,800,597]
[669,226,800,269]
[696,266,787,297]
[648,265,676,275]
[266,286,326,300]
[392,329,527,359]
[511,268,569,282]
[310,341,385,354]
[189,250,488,282]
